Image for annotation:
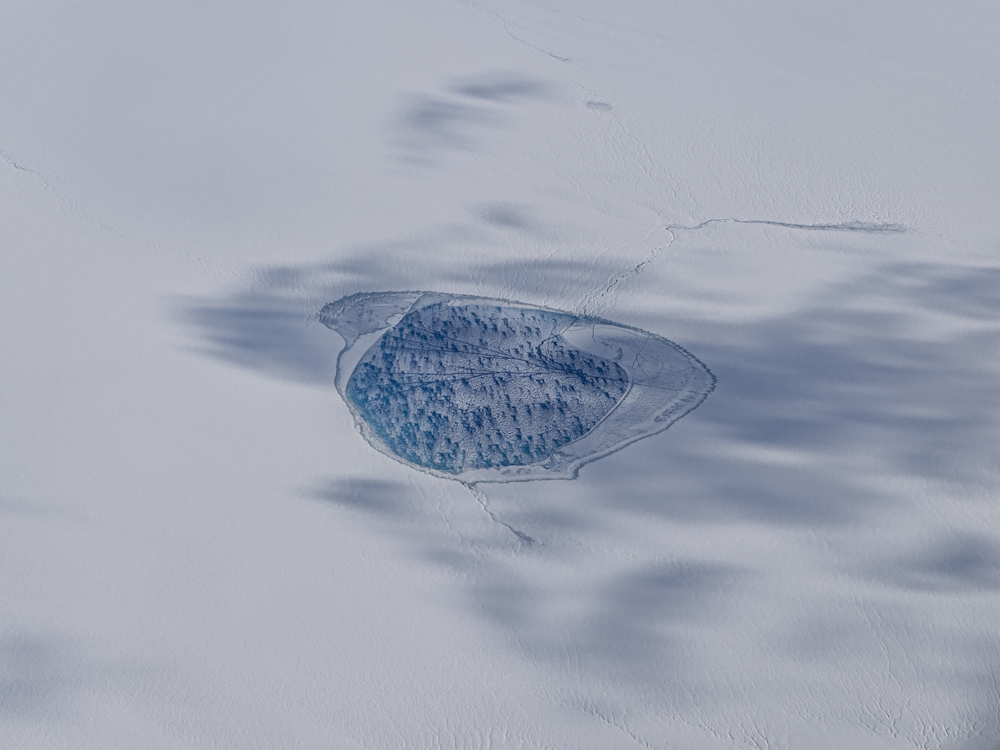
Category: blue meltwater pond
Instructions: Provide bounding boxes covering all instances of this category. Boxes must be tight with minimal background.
[321,292,714,483]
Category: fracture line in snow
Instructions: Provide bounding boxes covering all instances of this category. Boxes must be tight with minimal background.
[462,1,570,62]
[0,147,35,175]
[664,217,908,234]
[584,233,675,316]
[583,216,908,315]
[0,144,228,277]
[0,145,127,240]
[465,483,535,546]
[582,704,656,749]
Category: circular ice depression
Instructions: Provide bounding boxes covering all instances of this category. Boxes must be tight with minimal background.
[321,292,714,482]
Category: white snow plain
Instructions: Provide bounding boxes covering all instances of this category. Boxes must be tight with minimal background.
[3,2,1000,748]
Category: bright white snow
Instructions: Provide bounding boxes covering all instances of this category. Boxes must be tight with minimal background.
[3,2,1000,748]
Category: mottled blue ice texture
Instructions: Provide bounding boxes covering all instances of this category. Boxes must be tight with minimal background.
[322,292,714,482]
[346,302,629,474]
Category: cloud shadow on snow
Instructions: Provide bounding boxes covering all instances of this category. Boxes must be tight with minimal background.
[0,636,63,718]
[397,96,497,153]
[875,533,1000,593]
[181,254,1000,531]
[575,262,1000,526]
[180,292,340,385]
[474,202,537,231]
[308,477,414,517]
[451,71,550,102]
[395,71,551,164]
[470,558,750,692]
[179,235,1000,745]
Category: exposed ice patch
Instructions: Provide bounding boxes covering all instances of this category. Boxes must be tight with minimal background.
[321,292,714,482]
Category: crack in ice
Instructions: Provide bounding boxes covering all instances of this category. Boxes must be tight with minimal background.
[664,217,907,234]
[466,483,535,546]
[584,217,908,315]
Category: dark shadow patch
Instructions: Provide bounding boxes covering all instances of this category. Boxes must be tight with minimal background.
[470,559,748,687]
[876,534,1000,592]
[451,72,550,102]
[397,95,496,153]
[887,262,1000,321]
[585,438,878,525]
[599,562,743,627]
[308,477,412,516]
[473,569,538,633]
[180,294,338,385]
[475,202,535,230]
[394,72,551,164]
[569,260,1000,526]
[0,498,53,516]
[0,636,62,717]
[580,562,745,676]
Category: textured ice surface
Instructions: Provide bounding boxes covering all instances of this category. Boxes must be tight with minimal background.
[321,292,714,481]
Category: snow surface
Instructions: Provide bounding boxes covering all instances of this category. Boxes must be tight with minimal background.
[3,2,1000,748]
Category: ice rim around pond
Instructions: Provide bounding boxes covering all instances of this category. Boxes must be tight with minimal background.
[320,292,715,483]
